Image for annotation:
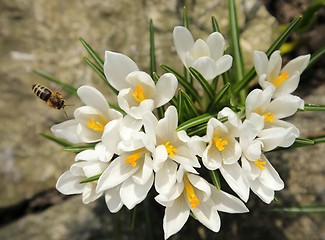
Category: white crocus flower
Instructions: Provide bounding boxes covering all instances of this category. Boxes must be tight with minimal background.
[173,26,232,81]
[245,87,301,144]
[155,171,248,239]
[104,51,178,119]
[56,150,109,204]
[51,85,123,143]
[143,106,201,194]
[254,50,310,98]
[191,108,249,202]
[240,118,285,203]
[96,132,154,210]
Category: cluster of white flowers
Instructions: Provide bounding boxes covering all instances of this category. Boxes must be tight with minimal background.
[51,26,310,239]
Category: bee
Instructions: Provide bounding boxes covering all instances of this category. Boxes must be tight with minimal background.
[32,84,68,116]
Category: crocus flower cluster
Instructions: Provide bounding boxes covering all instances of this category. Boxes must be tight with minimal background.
[51,26,310,239]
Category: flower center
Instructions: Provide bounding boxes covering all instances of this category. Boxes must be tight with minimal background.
[132,85,146,104]
[262,112,276,123]
[164,141,177,158]
[213,136,228,151]
[184,175,200,209]
[87,117,106,132]
[125,149,142,167]
[254,158,266,170]
[271,72,289,87]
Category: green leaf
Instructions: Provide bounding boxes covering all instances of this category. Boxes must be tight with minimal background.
[177,113,215,131]
[79,37,104,68]
[208,83,230,112]
[233,16,303,94]
[307,44,325,69]
[228,0,245,82]
[209,170,221,190]
[267,206,325,214]
[189,67,215,101]
[160,64,201,103]
[300,103,325,111]
[311,134,325,144]
[177,89,185,123]
[149,19,157,79]
[39,132,71,147]
[63,144,96,153]
[79,173,101,184]
[296,0,325,33]
[182,6,189,28]
[211,16,220,32]
[33,68,77,95]
[83,57,118,95]
[180,90,201,117]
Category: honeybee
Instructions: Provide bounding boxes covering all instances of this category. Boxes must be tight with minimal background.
[32,84,68,116]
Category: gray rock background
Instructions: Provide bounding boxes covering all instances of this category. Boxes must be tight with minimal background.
[0,0,324,239]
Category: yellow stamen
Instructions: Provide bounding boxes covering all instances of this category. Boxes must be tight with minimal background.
[184,175,200,208]
[262,112,276,123]
[132,85,146,103]
[164,141,177,158]
[271,72,289,87]
[125,149,142,167]
[87,117,105,132]
[254,158,266,170]
[213,136,228,151]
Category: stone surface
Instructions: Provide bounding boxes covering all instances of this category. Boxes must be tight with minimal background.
[0,0,324,239]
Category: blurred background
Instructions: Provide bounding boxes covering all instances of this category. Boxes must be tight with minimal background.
[0,0,324,239]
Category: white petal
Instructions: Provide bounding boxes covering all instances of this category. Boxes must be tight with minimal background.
[215,54,233,76]
[82,161,107,178]
[104,185,123,213]
[153,144,168,172]
[56,171,84,195]
[104,51,139,91]
[253,50,268,76]
[203,144,222,170]
[75,149,98,162]
[192,56,218,80]
[187,173,211,201]
[96,156,137,191]
[163,198,190,239]
[282,54,310,76]
[51,119,81,144]
[211,187,249,213]
[191,200,221,233]
[155,106,178,141]
[259,156,284,191]
[266,94,302,118]
[77,86,109,114]
[120,174,154,209]
[220,163,250,202]
[206,32,225,61]
[249,178,275,204]
[267,50,282,81]
[155,160,178,194]
[132,153,153,185]
[154,73,178,107]
[173,26,195,65]
[82,184,102,204]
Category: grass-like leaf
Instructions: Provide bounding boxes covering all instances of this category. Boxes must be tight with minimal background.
[301,103,325,111]
[63,144,96,153]
[39,132,71,147]
[209,170,221,190]
[208,83,230,112]
[180,89,201,117]
[177,89,185,123]
[211,16,220,32]
[228,0,245,83]
[33,68,77,95]
[307,44,325,69]
[233,16,303,94]
[79,173,101,184]
[189,67,215,101]
[177,113,215,131]
[267,206,325,214]
[149,19,157,79]
[83,57,118,95]
[160,64,201,103]
[79,37,104,68]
